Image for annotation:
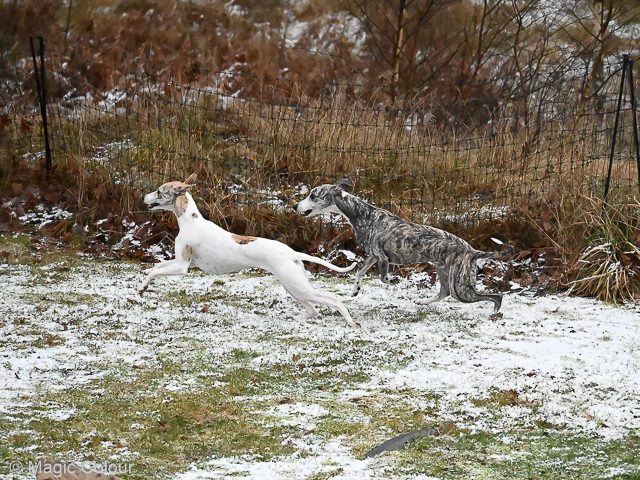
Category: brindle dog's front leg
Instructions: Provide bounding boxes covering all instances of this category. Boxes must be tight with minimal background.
[351,256,377,296]
[377,256,392,284]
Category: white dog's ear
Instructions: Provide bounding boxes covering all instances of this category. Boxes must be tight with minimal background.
[334,178,352,193]
[170,183,195,196]
[184,172,198,185]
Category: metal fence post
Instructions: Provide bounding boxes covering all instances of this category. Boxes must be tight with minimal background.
[29,35,52,177]
[603,55,627,209]
[627,57,640,197]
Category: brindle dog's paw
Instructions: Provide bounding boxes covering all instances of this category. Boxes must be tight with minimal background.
[351,286,361,297]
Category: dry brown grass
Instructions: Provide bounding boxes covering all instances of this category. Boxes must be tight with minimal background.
[7,81,629,301]
[1,0,639,300]
[565,197,640,303]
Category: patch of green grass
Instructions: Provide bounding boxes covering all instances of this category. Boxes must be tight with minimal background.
[21,291,108,307]
[15,359,297,479]
[31,334,65,348]
[231,349,260,361]
[309,391,442,457]
[306,469,344,480]
[471,388,537,409]
[0,234,32,264]
[0,414,41,466]
[169,291,244,305]
[392,430,640,479]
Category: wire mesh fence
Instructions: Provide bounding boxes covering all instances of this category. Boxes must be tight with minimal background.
[6,50,640,226]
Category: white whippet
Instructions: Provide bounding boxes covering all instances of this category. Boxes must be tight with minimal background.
[138,174,359,327]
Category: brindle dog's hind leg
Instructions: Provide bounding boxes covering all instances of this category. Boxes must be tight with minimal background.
[449,256,502,311]
[453,282,502,311]
[415,266,450,306]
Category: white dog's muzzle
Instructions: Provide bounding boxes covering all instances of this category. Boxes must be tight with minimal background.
[143,191,166,210]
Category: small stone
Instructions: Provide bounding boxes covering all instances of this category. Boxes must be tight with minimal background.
[72,222,84,236]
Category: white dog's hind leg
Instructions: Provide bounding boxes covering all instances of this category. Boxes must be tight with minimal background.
[276,260,359,328]
[306,293,360,328]
[297,301,319,320]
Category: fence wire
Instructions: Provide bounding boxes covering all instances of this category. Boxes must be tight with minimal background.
[6,53,640,225]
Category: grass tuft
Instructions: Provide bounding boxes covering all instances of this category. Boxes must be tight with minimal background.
[566,197,640,303]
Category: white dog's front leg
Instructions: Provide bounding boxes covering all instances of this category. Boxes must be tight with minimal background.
[138,260,190,293]
[138,245,194,294]
[142,259,177,274]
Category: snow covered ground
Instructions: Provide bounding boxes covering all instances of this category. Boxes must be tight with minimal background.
[0,256,639,479]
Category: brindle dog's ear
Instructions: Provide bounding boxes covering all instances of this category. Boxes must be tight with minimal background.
[334,178,352,192]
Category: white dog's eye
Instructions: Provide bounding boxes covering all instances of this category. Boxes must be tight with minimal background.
[310,193,316,200]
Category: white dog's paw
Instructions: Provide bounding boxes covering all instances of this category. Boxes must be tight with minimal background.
[142,268,153,274]
[415,297,438,306]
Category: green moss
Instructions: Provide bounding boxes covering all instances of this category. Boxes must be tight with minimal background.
[395,431,640,479]
[1,255,639,480]
[19,361,297,479]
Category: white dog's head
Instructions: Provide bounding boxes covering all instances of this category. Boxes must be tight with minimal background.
[143,173,197,212]
[295,178,352,217]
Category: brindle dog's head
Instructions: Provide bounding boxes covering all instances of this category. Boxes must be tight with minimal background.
[295,178,352,217]
[143,173,197,212]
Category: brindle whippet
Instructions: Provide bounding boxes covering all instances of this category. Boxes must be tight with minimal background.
[295,179,512,311]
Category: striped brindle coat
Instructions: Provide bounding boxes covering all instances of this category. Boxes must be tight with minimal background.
[295,179,512,311]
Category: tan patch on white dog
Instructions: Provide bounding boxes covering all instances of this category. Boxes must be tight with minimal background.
[232,234,257,245]
[182,245,194,261]
[175,195,190,216]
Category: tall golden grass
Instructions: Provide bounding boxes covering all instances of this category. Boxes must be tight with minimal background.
[1,73,620,299]
[564,197,640,303]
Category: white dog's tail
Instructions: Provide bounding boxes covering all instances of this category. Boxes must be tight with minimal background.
[296,253,357,273]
